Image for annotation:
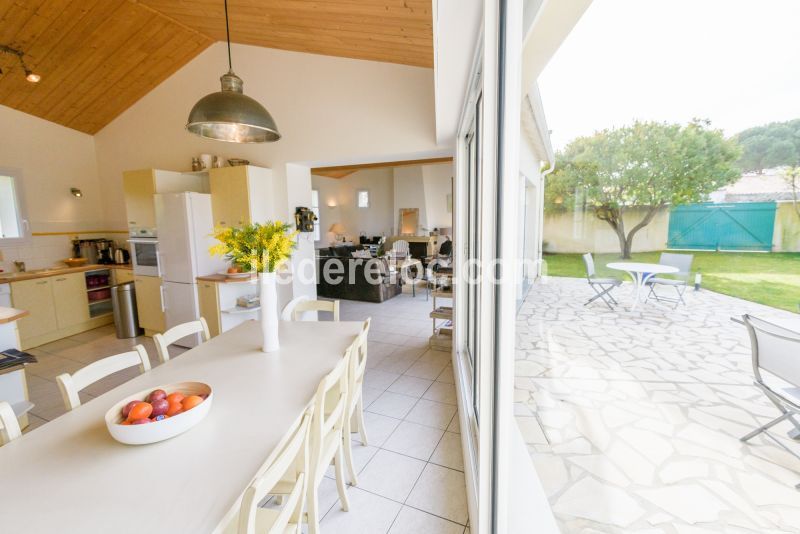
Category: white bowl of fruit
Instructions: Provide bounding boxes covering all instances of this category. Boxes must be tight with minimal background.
[105,382,213,445]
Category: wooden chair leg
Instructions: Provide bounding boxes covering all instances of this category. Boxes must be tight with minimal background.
[356,396,369,446]
[334,445,350,512]
[343,412,358,486]
[306,482,321,534]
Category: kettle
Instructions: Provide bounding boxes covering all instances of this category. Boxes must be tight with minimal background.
[114,249,127,264]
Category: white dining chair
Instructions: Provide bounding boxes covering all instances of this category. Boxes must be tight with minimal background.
[291,299,340,322]
[153,318,210,363]
[306,345,352,534]
[0,401,21,445]
[281,295,310,321]
[222,411,311,534]
[56,345,151,411]
[343,317,371,485]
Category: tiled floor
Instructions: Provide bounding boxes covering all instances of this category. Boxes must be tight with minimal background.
[20,292,469,534]
[515,277,800,533]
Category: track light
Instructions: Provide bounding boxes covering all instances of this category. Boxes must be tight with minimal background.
[25,69,40,83]
[0,44,41,83]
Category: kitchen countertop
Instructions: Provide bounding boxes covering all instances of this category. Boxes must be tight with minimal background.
[0,306,28,324]
[0,263,131,284]
[197,273,257,283]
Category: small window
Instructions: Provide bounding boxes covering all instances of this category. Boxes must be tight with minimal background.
[0,169,28,242]
[357,190,369,208]
[311,189,321,241]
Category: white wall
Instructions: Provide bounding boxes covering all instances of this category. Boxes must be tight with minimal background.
[393,163,453,234]
[312,168,395,245]
[422,163,453,229]
[0,104,108,271]
[93,42,444,298]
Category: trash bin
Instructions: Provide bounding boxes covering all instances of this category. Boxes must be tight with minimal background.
[111,282,143,339]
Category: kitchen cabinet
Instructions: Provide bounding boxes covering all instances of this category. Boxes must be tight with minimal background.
[134,275,165,334]
[209,165,273,228]
[11,278,58,341]
[197,281,221,338]
[123,170,157,232]
[52,273,90,329]
[114,269,134,285]
[123,169,208,234]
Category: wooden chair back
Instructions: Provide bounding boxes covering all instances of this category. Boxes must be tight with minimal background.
[309,345,351,484]
[154,318,210,363]
[292,299,340,322]
[56,345,151,411]
[0,401,21,445]
[234,411,311,534]
[348,318,371,411]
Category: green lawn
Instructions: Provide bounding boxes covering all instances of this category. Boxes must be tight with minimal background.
[543,251,800,313]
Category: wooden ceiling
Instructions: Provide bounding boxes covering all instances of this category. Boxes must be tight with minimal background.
[312,157,452,179]
[0,1,432,134]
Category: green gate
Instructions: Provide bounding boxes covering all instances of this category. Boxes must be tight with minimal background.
[667,202,776,251]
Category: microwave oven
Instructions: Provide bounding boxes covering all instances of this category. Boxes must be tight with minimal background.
[128,238,160,276]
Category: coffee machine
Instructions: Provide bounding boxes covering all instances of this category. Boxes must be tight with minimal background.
[72,238,116,265]
[96,239,114,264]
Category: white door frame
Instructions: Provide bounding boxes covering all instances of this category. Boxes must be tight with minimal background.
[452,1,523,531]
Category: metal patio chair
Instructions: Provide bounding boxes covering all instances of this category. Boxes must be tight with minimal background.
[740,314,800,490]
[645,252,693,308]
[582,253,621,310]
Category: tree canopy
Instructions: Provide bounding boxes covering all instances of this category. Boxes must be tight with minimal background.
[546,120,741,258]
[735,119,800,173]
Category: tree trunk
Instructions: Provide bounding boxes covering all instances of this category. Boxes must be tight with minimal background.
[597,204,663,259]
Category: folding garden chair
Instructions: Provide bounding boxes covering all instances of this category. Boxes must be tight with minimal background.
[582,253,621,310]
[740,314,800,490]
[645,252,693,308]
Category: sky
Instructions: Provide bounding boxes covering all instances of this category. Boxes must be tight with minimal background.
[538,0,800,151]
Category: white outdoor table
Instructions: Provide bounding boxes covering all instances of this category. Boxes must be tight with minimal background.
[606,262,679,310]
[0,319,362,534]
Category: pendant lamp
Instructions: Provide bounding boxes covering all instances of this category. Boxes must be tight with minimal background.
[186,0,280,143]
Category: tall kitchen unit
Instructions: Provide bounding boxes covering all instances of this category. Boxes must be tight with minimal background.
[155,192,225,347]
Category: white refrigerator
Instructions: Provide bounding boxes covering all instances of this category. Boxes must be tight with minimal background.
[155,192,226,347]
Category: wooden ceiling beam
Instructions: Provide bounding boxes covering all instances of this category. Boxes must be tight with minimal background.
[312,157,453,178]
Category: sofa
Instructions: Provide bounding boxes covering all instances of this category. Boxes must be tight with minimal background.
[316,255,401,303]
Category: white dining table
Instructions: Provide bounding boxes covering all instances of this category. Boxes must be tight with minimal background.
[0,319,362,534]
[606,262,680,310]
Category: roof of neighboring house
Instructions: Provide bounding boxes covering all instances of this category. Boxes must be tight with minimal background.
[710,167,797,202]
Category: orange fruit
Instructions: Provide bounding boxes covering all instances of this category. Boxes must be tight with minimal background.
[181,395,204,411]
[166,400,183,416]
[166,392,185,404]
[127,402,153,421]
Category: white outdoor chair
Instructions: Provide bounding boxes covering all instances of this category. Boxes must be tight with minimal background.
[56,345,151,411]
[740,314,800,490]
[582,253,622,310]
[305,345,353,533]
[290,299,340,322]
[342,317,371,485]
[222,410,311,534]
[0,401,21,445]
[153,318,211,363]
[645,252,693,307]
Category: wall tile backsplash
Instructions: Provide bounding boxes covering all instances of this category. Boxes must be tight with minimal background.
[0,234,127,273]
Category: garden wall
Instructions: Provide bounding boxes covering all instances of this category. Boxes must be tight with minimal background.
[544,201,800,254]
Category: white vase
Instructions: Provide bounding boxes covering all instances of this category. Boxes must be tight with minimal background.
[259,272,280,353]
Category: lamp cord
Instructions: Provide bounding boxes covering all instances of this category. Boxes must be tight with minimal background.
[224,0,232,71]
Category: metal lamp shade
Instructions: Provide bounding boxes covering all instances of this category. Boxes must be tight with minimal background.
[186,72,280,143]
